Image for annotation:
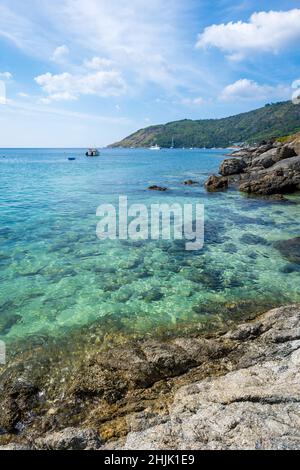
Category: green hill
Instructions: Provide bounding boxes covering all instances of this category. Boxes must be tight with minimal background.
[109,101,300,148]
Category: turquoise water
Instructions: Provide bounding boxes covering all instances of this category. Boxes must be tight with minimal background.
[1,148,300,344]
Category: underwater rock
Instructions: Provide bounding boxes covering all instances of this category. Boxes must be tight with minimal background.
[280,263,300,274]
[148,185,168,192]
[240,233,268,245]
[223,243,238,254]
[139,288,164,302]
[183,180,198,186]
[0,312,22,335]
[0,375,40,433]
[274,237,300,264]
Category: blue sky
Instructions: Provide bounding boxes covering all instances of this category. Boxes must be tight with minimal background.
[0,0,300,147]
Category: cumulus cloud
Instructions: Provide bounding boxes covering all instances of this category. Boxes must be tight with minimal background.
[51,45,69,63]
[35,70,126,102]
[0,71,12,80]
[197,9,300,60]
[220,79,289,101]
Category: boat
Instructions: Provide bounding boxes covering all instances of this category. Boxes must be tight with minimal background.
[86,148,100,157]
[68,157,76,161]
[170,137,174,149]
[149,144,161,151]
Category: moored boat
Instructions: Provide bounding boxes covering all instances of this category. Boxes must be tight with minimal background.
[86,148,100,157]
[149,144,161,151]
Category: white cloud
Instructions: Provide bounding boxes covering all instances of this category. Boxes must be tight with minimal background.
[0,1,213,96]
[51,44,69,63]
[84,57,113,70]
[35,70,126,102]
[181,96,204,106]
[0,71,12,80]
[197,9,300,60]
[220,79,290,101]
[50,0,188,90]
[18,92,29,98]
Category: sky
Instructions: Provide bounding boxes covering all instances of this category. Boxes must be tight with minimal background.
[0,0,300,147]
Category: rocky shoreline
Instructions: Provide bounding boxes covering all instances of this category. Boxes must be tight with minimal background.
[1,138,300,450]
[205,133,300,196]
[1,304,300,450]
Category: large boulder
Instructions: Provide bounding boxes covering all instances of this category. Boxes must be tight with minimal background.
[239,156,300,195]
[205,175,228,192]
[249,145,296,170]
[116,305,300,450]
[220,158,247,176]
[290,135,300,156]
[250,148,279,169]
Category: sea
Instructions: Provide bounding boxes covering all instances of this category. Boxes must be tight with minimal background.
[1,148,300,349]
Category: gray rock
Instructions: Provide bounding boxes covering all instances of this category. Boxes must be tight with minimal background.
[250,148,279,169]
[2,304,300,450]
[118,305,300,450]
[220,158,246,176]
[239,156,300,195]
[0,444,32,450]
[205,175,228,191]
[35,427,102,450]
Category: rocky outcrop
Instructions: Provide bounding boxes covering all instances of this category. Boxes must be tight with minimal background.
[1,304,300,450]
[115,305,300,450]
[205,137,300,196]
[35,428,102,450]
[220,158,247,176]
[239,156,300,195]
[205,175,228,192]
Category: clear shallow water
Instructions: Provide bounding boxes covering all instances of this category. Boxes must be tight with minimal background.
[0,148,300,345]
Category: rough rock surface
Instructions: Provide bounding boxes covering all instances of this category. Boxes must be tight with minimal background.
[205,137,300,196]
[1,304,300,450]
[220,158,246,176]
[205,175,228,192]
[35,427,102,450]
[239,156,300,195]
[117,305,300,450]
